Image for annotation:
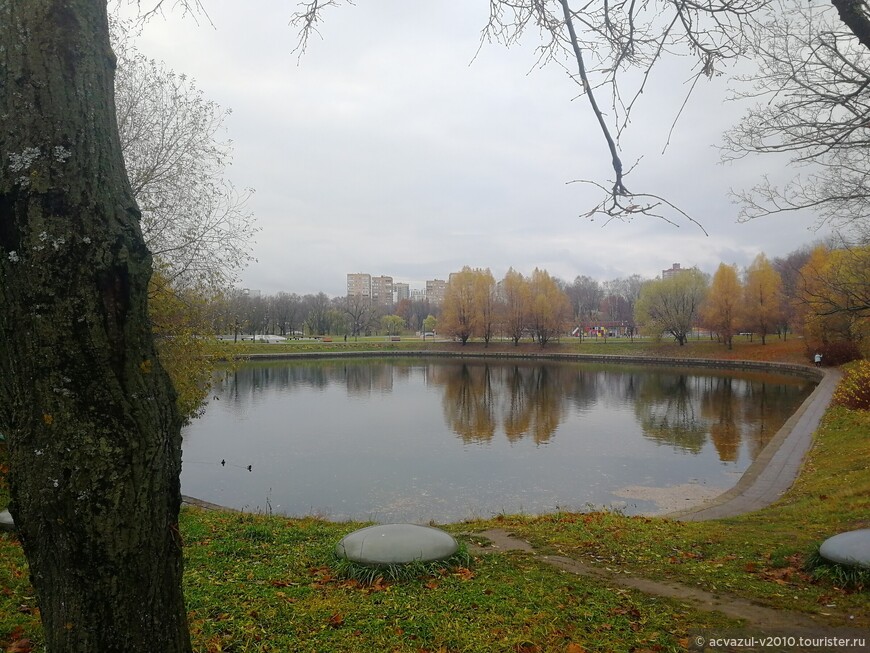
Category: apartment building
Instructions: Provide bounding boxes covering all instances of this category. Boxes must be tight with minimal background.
[371,275,394,307]
[347,273,372,299]
[426,279,447,305]
[393,282,410,304]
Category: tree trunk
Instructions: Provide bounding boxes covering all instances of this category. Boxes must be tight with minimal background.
[0,2,192,651]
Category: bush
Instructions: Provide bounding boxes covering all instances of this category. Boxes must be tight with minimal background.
[806,340,862,366]
[832,360,870,411]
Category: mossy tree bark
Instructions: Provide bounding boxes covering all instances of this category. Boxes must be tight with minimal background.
[0,1,192,651]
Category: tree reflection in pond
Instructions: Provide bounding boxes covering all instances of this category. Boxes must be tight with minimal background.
[183,359,815,522]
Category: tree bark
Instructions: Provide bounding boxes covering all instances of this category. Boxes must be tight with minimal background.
[0,1,192,651]
[831,0,870,52]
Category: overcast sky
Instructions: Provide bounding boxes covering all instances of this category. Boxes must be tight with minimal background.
[117,1,831,297]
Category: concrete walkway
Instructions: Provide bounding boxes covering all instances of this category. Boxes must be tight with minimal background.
[666,367,841,521]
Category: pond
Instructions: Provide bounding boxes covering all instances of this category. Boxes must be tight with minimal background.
[180,357,815,523]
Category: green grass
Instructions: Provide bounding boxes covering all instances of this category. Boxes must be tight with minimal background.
[331,543,474,585]
[210,334,812,365]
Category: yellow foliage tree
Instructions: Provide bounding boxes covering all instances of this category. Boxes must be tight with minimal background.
[528,268,572,347]
[149,270,229,423]
[501,268,530,345]
[797,245,870,356]
[473,268,498,346]
[440,267,479,345]
[742,253,783,344]
[701,263,743,349]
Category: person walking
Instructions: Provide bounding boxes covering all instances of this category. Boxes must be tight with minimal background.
[814,352,822,367]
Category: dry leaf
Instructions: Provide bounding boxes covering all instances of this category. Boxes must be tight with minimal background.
[6,640,35,653]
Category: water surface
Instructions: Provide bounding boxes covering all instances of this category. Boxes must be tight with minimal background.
[181,358,814,522]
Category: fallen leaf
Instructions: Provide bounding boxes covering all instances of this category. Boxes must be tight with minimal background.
[6,639,34,653]
[370,576,389,592]
[454,567,475,581]
[327,613,344,628]
[566,644,587,653]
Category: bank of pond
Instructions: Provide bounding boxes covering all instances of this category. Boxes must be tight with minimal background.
[181,357,816,523]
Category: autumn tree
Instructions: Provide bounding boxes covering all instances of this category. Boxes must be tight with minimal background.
[0,1,192,650]
[635,269,709,345]
[701,263,743,349]
[115,20,257,425]
[528,268,572,347]
[440,267,479,345]
[473,267,498,346]
[148,271,232,423]
[742,253,783,345]
[797,244,870,354]
[501,268,531,345]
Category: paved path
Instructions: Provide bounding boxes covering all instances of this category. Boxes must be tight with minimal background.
[669,368,842,521]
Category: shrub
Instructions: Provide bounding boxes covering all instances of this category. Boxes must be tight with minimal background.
[832,360,870,411]
[806,340,862,366]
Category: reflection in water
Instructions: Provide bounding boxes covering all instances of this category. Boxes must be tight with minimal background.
[183,358,814,522]
[635,374,709,454]
[433,364,568,444]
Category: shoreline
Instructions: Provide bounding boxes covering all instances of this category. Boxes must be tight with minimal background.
[183,354,832,523]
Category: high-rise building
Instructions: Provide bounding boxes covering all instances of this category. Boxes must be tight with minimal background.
[426,279,447,305]
[347,273,372,299]
[393,282,410,304]
[371,275,394,306]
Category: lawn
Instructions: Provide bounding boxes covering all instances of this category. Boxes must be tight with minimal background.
[210,334,813,366]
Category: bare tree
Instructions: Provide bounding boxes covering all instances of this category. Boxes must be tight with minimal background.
[565,275,602,337]
[272,291,304,336]
[344,292,377,338]
[112,19,258,291]
[724,0,870,240]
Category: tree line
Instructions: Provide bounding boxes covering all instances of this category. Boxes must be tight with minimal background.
[194,240,868,362]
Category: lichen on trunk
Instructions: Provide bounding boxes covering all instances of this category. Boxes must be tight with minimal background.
[0,1,192,651]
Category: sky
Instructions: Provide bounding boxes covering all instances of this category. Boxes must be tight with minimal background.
[117,0,831,297]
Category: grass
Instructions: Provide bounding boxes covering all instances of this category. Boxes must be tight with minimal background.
[211,334,813,365]
[331,543,474,585]
[1,339,867,652]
